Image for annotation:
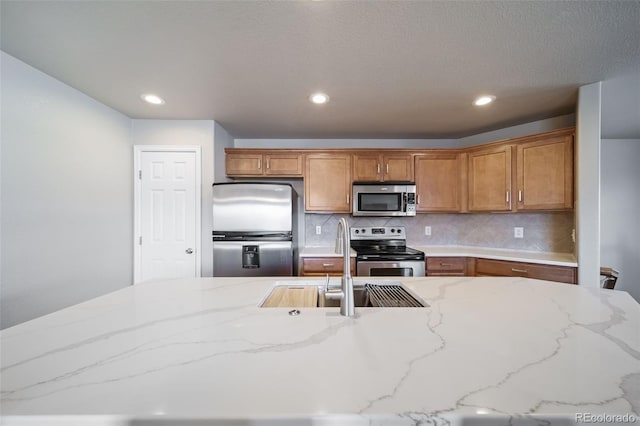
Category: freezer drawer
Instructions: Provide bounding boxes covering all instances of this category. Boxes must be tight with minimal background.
[213,241,293,277]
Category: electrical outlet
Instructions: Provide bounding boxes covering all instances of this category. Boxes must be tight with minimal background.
[514,227,524,239]
[571,229,576,243]
[315,225,322,235]
[424,226,432,236]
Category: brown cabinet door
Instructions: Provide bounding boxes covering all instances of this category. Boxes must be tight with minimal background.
[415,153,461,212]
[226,153,264,176]
[468,145,512,211]
[301,257,355,276]
[516,134,573,210]
[426,257,467,276]
[353,153,382,181]
[304,153,352,212]
[475,258,577,284]
[264,153,303,176]
[383,153,414,181]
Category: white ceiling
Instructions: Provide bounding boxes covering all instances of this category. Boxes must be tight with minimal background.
[1,1,639,139]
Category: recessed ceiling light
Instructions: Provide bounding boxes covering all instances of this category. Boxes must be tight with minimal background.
[309,92,330,104]
[141,94,166,105]
[473,95,496,106]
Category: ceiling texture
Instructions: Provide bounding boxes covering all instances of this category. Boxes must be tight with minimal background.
[1,1,639,139]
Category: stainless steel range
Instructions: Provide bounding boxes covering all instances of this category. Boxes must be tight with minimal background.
[350,226,425,277]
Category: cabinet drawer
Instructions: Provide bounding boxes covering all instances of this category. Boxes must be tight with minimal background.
[426,257,467,276]
[475,258,577,284]
[301,257,355,275]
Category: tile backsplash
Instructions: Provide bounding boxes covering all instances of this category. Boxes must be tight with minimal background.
[305,212,575,253]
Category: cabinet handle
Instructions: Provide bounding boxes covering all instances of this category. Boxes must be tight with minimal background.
[266,159,270,169]
[440,263,454,267]
[518,190,523,202]
[322,263,334,267]
[511,268,528,273]
[258,159,261,169]
[377,163,381,174]
[506,191,510,204]
[417,195,421,205]
[386,163,389,174]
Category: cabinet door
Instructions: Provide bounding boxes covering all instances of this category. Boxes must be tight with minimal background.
[516,134,573,210]
[383,153,414,181]
[415,153,461,212]
[475,258,577,284]
[426,257,468,276]
[301,257,356,276]
[468,145,512,211]
[264,153,303,176]
[226,153,263,176]
[353,153,382,181]
[304,153,352,212]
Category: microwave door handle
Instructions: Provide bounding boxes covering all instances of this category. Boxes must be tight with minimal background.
[402,192,408,212]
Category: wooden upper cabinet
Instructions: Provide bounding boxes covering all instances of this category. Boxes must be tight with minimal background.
[352,153,381,181]
[225,150,302,177]
[304,153,352,212]
[515,133,573,210]
[226,153,264,176]
[352,152,414,182]
[264,153,303,176]
[468,145,512,211]
[415,153,462,212]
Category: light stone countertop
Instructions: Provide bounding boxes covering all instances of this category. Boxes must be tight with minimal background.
[416,245,578,267]
[299,246,357,257]
[1,276,638,426]
[300,245,577,266]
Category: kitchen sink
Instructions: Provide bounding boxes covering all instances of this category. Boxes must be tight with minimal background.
[319,282,426,308]
[261,281,427,308]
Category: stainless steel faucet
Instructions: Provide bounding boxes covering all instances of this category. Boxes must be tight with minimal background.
[326,217,355,317]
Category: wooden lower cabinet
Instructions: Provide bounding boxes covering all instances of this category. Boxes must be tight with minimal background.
[475,258,577,284]
[301,257,356,276]
[426,257,471,276]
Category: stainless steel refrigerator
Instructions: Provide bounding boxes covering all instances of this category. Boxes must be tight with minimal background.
[212,183,294,276]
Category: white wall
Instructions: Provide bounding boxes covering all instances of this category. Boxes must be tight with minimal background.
[576,82,602,287]
[131,120,215,277]
[1,52,133,329]
[601,140,640,302]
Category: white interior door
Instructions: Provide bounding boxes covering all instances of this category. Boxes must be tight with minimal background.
[136,149,200,283]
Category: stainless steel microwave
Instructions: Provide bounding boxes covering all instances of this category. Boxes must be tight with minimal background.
[352,182,417,217]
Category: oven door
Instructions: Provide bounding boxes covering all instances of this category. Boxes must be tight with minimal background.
[357,260,425,277]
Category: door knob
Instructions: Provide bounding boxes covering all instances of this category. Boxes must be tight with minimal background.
[185,248,194,254]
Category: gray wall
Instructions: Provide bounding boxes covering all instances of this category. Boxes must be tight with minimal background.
[214,122,234,183]
[456,114,576,147]
[131,120,215,277]
[601,140,640,302]
[234,138,458,149]
[235,114,577,150]
[1,52,133,329]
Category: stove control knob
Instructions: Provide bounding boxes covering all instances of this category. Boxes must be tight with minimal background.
[390,228,395,233]
[361,229,366,233]
[354,229,359,234]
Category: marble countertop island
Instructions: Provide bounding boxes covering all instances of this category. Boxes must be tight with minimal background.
[1,276,639,426]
